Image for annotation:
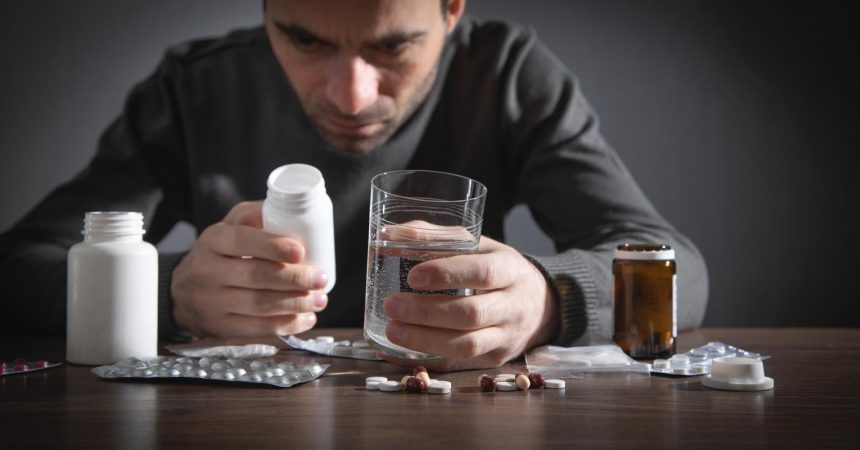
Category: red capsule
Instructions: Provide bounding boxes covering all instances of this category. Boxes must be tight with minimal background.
[34,360,49,369]
[527,373,545,388]
[480,375,497,392]
[405,376,427,393]
[412,366,428,376]
[15,363,29,372]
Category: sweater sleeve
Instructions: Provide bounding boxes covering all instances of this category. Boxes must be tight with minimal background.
[501,31,709,345]
[0,55,192,338]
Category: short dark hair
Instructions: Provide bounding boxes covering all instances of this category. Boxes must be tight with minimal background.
[263,0,450,19]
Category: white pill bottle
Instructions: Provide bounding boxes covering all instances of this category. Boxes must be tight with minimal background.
[262,163,336,293]
[67,212,158,365]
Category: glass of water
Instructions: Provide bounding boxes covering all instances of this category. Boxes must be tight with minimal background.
[363,170,487,360]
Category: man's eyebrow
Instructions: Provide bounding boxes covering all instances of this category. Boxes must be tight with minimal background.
[273,20,426,48]
[272,21,335,46]
[371,31,428,48]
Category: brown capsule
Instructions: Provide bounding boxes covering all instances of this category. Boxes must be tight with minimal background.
[412,365,428,376]
[515,373,531,391]
[477,373,491,384]
[401,375,412,387]
[416,371,431,386]
[405,376,427,393]
[527,373,545,388]
[480,375,497,392]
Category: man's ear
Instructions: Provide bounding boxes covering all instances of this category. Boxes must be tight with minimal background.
[445,0,466,34]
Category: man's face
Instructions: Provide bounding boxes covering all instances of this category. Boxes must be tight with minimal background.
[265,0,463,153]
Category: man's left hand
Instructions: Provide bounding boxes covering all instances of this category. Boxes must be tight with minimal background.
[381,236,559,371]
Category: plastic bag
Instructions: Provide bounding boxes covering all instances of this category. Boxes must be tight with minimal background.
[525,344,651,378]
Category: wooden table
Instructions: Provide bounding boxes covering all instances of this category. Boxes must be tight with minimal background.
[1,328,858,449]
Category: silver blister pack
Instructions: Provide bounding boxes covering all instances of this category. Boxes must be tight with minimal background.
[280,335,382,360]
[650,341,769,377]
[91,356,328,387]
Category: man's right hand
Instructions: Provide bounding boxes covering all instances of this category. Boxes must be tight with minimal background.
[170,201,329,338]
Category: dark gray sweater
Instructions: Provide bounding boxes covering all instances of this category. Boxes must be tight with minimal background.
[0,17,708,345]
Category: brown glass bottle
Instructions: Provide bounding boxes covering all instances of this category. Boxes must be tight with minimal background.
[612,244,677,359]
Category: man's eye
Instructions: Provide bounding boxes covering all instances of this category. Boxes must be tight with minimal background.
[378,41,409,56]
[289,34,322,52]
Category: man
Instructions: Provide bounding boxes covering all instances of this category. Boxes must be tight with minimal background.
[0,0,708,370]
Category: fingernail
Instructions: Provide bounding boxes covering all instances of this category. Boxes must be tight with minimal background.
[313,293,328,310]
[312,270,328,289]
[387,321,406,343]
[384,295,402,319]
[409,269,429,289]
[304,313,317,325]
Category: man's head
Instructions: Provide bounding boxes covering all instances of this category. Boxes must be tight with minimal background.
[265,0,465,153]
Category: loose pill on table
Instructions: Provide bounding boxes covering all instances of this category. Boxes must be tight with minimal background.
[412,366,428,375]
[366,376,388,383]
[416,371,431,386]
[495,373,515,381]
[405,377,427,393]
[496,381,517,392]
[480,375,497,392]
[515,373,531,391]
[366,381,381,390]
[427,382,451,395]
[379,381,403,392]
[401,375,412,386]
[527,373,545,388]
[544,379,565,389]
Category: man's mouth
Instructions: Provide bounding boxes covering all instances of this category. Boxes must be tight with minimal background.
[317,116,386,138]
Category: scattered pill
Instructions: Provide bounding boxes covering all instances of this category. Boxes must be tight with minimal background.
[400,375,412,386]
[495,373,515,381]
[527,373,545,388]
[379,381,403,392]
[366,380,381,390]
[515,373,531,390]
[480,375,497,392]
[413,366,428,375]
[544,379,566,389]
[432,380,452,389]
[405,377,427,394]
[366,376,388,383]
[427,382,451,394]
[416,371,431,386]
[496,381,517,392]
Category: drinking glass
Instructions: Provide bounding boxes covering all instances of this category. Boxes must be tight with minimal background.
[363,170,487,360]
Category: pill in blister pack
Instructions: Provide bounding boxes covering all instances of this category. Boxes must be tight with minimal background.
[280,335,382,360]
[91,356,328,387]
[650,342,769,377]
[1,359,62,377]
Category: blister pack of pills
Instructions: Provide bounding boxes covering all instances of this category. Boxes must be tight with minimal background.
[525,344,652,378]
[91,356,328,388]
[1,359,62,376]
[164,342,279,359]
[650,341,769,377]
[280,335,382,360]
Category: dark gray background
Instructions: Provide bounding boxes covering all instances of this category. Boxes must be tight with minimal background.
[1,1,856,327]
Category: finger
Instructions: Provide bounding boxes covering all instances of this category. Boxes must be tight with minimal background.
[222,201,264,227]
[385,321,504,360]
[203,223,305,263]
[383,291,508,330]
[407,250,519,291]
[380,221,475,243]
[210,312,317,338]
[217,288,327,317]
[205,254,328,291]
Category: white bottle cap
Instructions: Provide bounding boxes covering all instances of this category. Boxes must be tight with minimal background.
[702,357,774,391]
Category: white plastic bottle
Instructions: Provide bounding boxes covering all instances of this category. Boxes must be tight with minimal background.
[263,164,336,293]
[66,212,158,365]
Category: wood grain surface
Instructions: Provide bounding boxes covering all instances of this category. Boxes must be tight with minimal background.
[1,328,858,449]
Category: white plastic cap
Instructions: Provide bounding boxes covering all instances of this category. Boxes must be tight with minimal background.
[613,244,675,261]
[702,357,774,391]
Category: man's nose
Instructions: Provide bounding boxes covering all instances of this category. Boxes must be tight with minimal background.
[326,56,379,116]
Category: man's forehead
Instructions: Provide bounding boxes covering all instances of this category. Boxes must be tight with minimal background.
[268,0,441,44]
